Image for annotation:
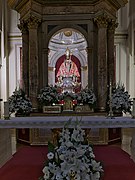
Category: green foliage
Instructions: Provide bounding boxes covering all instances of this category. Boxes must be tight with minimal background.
[48,141,55,152]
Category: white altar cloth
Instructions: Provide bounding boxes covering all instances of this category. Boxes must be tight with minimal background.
[0,116,135,129]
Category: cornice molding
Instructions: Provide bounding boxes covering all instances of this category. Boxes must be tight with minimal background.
[8,0,28,9]
[8,0,128,21]
[8,0,128,10]
[33,0,128,8]
[109,0,128,10]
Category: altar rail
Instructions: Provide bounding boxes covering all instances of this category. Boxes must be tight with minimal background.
[0,116,135,129]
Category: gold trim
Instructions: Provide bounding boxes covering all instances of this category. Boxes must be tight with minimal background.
[81,66,87,71]
[48,67,55,71]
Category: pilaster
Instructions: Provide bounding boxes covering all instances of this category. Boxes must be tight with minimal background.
[18,21,29,95]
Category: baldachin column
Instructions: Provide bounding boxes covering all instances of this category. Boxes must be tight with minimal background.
[27,16,41,110]
[107,20,118,86]
[95,14,108,112]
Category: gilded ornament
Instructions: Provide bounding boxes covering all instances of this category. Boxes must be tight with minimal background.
[64,30,72,37]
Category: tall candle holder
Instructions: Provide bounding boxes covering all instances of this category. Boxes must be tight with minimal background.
[4,101,10,120]
[132,98,135,118]
[107,80,114,118]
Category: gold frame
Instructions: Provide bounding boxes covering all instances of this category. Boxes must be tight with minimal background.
[29,128,108,145]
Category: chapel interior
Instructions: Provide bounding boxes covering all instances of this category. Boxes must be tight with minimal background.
[0,0,135,169]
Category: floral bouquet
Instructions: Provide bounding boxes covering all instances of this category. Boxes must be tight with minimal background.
[37,85,59,106]
[77,87,96,107]
[8,88,32,116]
[39,120,103,180]
[111,83,132,114]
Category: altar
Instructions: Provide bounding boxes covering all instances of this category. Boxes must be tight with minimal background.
[0,115,134,146]
[1,116,135,129]
[1,115,135,167]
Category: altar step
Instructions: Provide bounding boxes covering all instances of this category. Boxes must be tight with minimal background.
[30,112,107,116]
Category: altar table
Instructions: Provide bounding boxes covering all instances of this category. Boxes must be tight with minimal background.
[0,116,135,166]
[0,116,135,129]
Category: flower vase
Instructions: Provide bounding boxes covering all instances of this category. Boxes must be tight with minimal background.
[83,104,94,112]
[113,109,123,117]
[70,176,75,180]
[15,112,30,117]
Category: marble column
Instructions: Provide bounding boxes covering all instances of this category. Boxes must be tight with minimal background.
[95,15,108,111]
[18,21,29,95]
[107,20,118,86]
[27,16,41,109]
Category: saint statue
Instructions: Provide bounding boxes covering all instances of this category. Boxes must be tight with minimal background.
[57,48,80,78]
[56,48,80,93]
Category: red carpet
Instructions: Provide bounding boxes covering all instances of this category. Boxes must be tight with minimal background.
[0,145,135,180]
[0,146,48,180]
[94,146,135,180]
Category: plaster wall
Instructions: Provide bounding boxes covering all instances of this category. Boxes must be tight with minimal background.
[115,2,135,99]
[8,9,22,96]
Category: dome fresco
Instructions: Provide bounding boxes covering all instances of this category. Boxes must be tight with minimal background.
[49,29,87,50]
[48,28,87,67]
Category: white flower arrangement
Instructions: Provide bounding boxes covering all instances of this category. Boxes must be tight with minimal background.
[39,120,103,180]
[37,85,97,110]
[77,87,96,107]
[8,88,32,115]
[112,83,132,114]
[37,85,59,106]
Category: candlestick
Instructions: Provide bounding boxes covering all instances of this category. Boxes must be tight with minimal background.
[107,80,114,118]
[4,101,10,120]
[132,98,135,118]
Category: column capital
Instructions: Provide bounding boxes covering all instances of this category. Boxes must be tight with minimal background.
[108,20,118,33]
[27,15,41,29]
[94,14,109,28]
[48,67,55,72]
[87,47,93,53]
[18,21,28,33]
[81,66,87,71]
